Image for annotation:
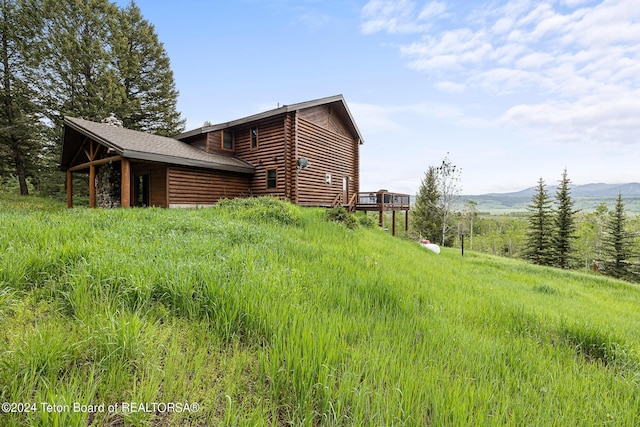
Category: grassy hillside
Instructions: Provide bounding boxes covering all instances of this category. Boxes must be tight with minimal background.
[1,196,639,426]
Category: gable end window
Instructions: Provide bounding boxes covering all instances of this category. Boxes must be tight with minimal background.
[222,130,234,150]
[266,169,277,189]
[251,127,258,149]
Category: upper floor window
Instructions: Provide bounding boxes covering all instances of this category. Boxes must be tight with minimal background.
[222,130,234,150]
[251,127,258,149]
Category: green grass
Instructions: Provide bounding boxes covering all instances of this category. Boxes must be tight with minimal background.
[0,195,639,426]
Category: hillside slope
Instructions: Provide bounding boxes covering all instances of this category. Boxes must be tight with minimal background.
[0,197,639,426]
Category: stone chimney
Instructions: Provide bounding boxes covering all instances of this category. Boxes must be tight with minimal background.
[102,113,123,127]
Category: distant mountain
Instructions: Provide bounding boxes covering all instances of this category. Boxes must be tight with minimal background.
[463,183,640,214]
[481,183,640,199]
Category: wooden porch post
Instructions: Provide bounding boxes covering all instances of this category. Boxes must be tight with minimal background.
[89,164,96,208]
[405,210,409,232]
[66,170,73,208]
[121,158,131,208]
[378,210,383,227]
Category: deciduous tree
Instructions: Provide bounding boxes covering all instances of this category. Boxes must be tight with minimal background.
[435,154,461,246]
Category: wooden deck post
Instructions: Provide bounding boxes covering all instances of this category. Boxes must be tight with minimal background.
[66,170,73,208]
[392,210,396,236]
[89,164,96,208]
[405,210,409,232]
[378,210,383,227]
[121,158,131,208]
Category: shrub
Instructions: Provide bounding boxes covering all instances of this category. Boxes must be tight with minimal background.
[326,206,359,229]
[355,212,376,228]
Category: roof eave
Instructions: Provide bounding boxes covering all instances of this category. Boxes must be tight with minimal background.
[122,150,255,174]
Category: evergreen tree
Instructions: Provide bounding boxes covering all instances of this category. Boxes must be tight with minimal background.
[40,0,123,126]
[524,177,554,265]
[110,1,184,135]
[26,0,185,197]
[0,0,46,194]
[603,192,635,280]
[552,168,578,269]
[412,166,441,242]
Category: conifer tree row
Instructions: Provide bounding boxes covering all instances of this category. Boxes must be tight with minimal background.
[524,170,579,268]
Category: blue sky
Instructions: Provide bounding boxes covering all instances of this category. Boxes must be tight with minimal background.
[116,0,640,195]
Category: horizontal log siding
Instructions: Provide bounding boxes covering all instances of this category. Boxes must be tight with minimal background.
[296,117,358,207]
[168,167,250,205]
[232,115,287,198]
[204,131,237,156]
[131,162,167,208]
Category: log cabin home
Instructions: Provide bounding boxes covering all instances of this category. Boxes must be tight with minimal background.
[60,94,410,233]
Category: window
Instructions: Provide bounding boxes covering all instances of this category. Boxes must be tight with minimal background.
[222,130,234,150]
[267,169,277,189]
[251,127,258,149]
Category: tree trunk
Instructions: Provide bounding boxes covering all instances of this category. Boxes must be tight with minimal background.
[13,144,29,195]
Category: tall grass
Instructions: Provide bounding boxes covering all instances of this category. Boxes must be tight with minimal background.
[0,196,639,425]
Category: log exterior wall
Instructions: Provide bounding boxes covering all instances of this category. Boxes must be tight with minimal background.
[190,107,359,207]
[295,116,359,206]
[64,99,361,209]
[167,167,250,206]
[230,115,287,199]
[131,162,168,208]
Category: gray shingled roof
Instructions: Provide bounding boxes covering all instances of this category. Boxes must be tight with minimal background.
[175,94,364,145]
[63,117,255,174]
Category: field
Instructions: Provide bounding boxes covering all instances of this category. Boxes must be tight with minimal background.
[1,195,639,426]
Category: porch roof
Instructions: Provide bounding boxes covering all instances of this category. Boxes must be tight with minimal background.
[61,117,255,174]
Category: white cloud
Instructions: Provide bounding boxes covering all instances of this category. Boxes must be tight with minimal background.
[360,0,446,34]
[360,0,640,146]
[435,81,466,93]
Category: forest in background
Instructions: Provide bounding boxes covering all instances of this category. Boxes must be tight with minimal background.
[0,0,184,200]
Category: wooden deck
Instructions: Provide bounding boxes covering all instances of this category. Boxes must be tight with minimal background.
[350,191,411,236]
[353,191,411,212]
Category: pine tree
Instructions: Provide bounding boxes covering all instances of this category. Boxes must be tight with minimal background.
[412,166,441,242]
[40,0,123,126]
[552,168,578,269]
[29,0,185,197]
[110,1,184,135]
[603,192,635,280]
[0,0,46,194]
[524,177,554,265]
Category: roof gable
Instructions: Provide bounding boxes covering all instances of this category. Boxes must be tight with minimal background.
[61,117,255,174]
[175,94,364,144]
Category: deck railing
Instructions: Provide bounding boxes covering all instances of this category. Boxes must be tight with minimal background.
[354,191,411,211]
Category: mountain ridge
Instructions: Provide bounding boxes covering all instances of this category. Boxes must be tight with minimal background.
[477,182,640,198]
[463,182,640,213]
